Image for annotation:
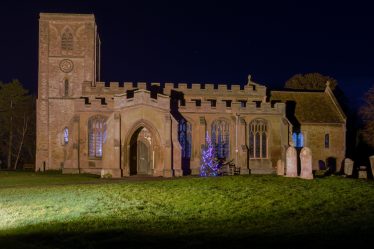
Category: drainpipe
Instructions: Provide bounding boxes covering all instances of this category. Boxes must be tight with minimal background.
[235,113,239,167]
[77,116,81,174]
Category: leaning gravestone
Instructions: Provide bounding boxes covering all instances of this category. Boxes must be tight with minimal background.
[286,146,297,177]
[344,158,354,176]
[370,156,374,177]
[300,147,313,179]
[277,159,285,176]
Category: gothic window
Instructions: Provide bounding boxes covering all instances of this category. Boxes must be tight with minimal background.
[63,127,69,145]
[292,132,304,148]
[211,119,230,159]
[88,115,107,158]
[249,119,268,159]
[64,79,69,96]
[61,30,73,51]
[325,133,330,148]
[178,119,192,159]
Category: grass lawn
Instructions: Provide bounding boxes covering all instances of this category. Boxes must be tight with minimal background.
[0,172,373,249]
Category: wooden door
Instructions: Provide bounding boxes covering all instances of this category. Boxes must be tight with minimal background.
[137,140,149,174]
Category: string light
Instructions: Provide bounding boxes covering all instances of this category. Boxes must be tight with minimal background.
[200,132,220,177]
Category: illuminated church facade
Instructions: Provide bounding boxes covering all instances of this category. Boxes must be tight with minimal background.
[36,13,346,177]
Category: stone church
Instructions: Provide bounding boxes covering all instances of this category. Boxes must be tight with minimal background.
[36,13,346,177]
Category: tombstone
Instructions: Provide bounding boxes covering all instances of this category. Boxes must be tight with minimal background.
[358,166,367,179]
[100,169,113,178]
[300,147,313,179]
[344,158,354,176]
[277,159,285,176]
[286,146,298,177]
[370,156,374,177]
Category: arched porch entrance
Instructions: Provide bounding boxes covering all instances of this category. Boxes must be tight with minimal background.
[129,126,155,175]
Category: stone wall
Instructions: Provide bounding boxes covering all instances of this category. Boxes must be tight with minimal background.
[301,123,346,171]
[36,13,99,171]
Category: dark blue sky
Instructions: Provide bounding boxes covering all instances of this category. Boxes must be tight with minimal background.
[1,0,373,109]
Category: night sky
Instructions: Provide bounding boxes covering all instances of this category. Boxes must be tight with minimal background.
[1,0,373,109]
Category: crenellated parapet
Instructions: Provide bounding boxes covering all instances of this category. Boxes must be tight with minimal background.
[82,81,134,96]
[179,100,285,115]
[163,82,266,98]
[81,76,267,99]
[113,89,170,111]
[74,96,114,112]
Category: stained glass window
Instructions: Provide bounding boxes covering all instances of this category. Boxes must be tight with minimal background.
[292,132,304,148]
[249,119,268,159]
[63,127,68,145]
[325,134,330,148]
[178,119,192,158]
[88,115,106,158]
[211,119,230,159]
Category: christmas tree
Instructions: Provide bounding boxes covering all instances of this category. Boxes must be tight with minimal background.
[200,132,220,176]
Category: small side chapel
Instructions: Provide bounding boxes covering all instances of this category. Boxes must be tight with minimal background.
[36,13,346,177]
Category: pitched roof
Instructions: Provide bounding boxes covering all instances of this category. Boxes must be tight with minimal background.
[271,90,345,124]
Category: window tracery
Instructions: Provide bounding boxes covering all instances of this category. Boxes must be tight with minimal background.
[88,115,107,158]
[179,119,192,158]
[61,30,73,51]
[211,119,230,159]
[249,119,268,159]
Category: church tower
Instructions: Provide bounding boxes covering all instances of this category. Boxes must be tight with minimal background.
[36,13,100,171]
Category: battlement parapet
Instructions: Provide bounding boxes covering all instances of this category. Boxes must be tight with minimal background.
[74,97,114,112]
[113,89,170,111]
[179,100,285,115]
[82,80,267,97]
[163,81,266,97]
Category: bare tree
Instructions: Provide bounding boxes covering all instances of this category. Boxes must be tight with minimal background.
[0,80,33,169]
[359,85,374,148]
[13,113,30,169]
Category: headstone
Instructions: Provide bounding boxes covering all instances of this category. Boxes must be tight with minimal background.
[358,166,367,179]
[300,147,313,179]
[286,146,298,177]
[370,156,374,177]
[101,169,113,178]
[277,159,285,176]
[344,158,354,176]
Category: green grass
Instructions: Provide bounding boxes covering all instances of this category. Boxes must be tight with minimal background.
[0,171,100,187]
[0,172,373,248]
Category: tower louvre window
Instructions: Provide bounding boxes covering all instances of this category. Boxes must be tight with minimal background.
[61,30,73,51]
[64,79,69,96]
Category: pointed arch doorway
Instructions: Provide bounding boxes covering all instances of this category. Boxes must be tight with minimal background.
[129,127,154,175]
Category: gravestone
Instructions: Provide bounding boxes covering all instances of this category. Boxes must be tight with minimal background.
[358,166,367,179]
[300,147,313,179]
[277,159,285,176]
[100,169,113,178]
[370,156,374,177]
[286,146,297,177]
[344,158,354,176]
